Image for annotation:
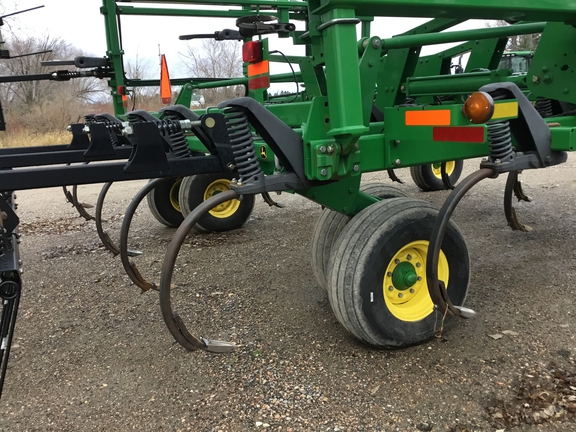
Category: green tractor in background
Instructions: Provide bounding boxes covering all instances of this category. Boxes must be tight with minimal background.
[498,50,533,74]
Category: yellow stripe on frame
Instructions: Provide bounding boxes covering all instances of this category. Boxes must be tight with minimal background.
[492,102,518,120]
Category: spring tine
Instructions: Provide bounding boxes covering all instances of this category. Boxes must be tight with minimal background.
[119,179,162,292]
[504,171,532,232]
[71,185,96,221]
[261,192,285,208]
[513,176,533,202]
[387,169,405,184]
[160,190,239,353]
[426,168,493,318]
[95,182,142,257]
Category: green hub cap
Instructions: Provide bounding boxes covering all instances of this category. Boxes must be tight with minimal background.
[391,262,417,290]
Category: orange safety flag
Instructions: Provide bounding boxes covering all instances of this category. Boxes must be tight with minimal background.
[160,54,172,105]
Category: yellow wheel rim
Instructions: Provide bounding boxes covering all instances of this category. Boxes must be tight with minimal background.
[431,161,455,179]
[382,240,449,322]
[169,178,183,213]
[203,179,241,218]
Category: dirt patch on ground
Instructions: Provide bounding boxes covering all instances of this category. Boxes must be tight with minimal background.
[1,157,576,431]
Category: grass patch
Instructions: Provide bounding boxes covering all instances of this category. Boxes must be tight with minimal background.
[0,130,72,148]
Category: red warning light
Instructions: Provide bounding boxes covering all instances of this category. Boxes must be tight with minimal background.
[242,41,262,63]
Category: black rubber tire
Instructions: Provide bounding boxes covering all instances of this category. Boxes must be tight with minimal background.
[178,173,255,232]
[327,197,469,348]
[409,160,464,191]
[310,183,408,291]
[146,177,184,228]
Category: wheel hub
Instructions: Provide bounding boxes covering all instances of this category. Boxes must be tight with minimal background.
[169,178,183,213]
[432,161,455,179]
[204,179,241,218]
[383,240,449,322]
[391,262,417,290]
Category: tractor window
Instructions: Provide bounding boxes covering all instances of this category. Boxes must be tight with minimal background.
[510,56,529,73]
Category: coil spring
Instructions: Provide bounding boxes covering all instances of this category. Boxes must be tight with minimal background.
[535,98,553,118]
[160,113,192,159]
[486,120,513,162]
[84,114,124,144]
[127,113,184,135]
[126,112,147,124]
[224,107,262,183]
[93,114,123,133]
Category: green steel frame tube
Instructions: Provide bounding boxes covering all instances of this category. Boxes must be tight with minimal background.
[377,22,545,51]
[321,8,368,147]
[312,0,576,23]
[116,0,307,7]
[405,71,528,97]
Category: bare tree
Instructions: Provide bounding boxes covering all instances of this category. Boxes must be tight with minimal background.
[122,53,164,111]
[179,39,244,106]
[486,20,541,51]
[0,33,107,133]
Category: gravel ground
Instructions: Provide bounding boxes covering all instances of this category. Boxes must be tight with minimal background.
[0,156,576,431]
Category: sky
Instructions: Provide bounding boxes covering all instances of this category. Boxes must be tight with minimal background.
[1,1,490,92]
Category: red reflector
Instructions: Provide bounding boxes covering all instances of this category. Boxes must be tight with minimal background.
[243,41,262,63]
[248,75,270,90]
[117,85,126,96]
[433,126,485,143]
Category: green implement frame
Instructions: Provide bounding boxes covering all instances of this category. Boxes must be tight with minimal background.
[148,0,576,351]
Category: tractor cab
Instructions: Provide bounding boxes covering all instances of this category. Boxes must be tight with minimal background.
[498,51,533,74]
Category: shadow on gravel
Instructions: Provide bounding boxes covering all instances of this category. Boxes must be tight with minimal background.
[486,361,576,428]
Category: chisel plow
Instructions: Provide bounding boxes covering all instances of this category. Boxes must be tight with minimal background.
[1,0,575,398]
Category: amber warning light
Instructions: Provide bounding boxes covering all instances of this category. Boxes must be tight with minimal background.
[462,92,494,124]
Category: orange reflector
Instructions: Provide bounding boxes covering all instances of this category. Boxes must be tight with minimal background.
[405,110,451,126]
[122,94,128,109]
[462,92,494,124]
[243,40,262,63]
[247,60,269,77]
[433,126,485,143]
[249,75,270,90]
[160,54,172,105]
